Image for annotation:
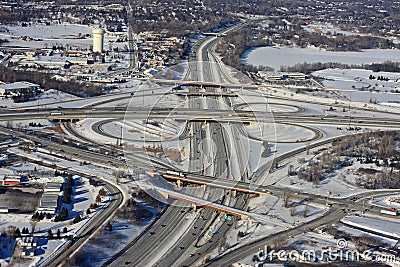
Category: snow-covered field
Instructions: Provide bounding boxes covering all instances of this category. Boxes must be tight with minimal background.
[265,141,365,197]
[314,69,400,92]
[4,24,92,40]
[341,214,400,239]
[246,123,316,143]
[0,89,79,109]
[243,46,400,70]
[238,102,299,113]
[0,23,126,50]
[302,22,357,37]
[312,68,400,103]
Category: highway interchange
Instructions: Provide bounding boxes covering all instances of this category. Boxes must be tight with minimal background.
[2,22,400,267]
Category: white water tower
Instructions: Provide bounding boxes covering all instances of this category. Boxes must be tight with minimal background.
[92,28,105,53]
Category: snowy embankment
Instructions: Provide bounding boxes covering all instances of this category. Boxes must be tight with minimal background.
[341,214,400,239]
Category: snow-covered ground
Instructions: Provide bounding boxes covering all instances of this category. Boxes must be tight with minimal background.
[314,69,400,92]
[0,89,79,109]
[336,225,398,248]
[238,102,299,113]
[72,207,162,267]
[246,123,316,143]
[0,23,127,51]
[259,85,400,114]
[313,68,400,103]
[341,214,400,239]
[274,155,358,197]
[302,22,357,37]
[371,195,400,210]
[0,79,141,109]
[222,194,327,248]
[243,46,400,71]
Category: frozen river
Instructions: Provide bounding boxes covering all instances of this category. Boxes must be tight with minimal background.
[243,46,400,70]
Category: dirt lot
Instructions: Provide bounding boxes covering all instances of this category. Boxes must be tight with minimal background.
[0,187,43,213]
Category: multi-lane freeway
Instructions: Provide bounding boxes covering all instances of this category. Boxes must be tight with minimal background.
[106,22,255,267]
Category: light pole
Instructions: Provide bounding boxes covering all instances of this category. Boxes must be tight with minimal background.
[348,93,352,129]
[325,191,331,206]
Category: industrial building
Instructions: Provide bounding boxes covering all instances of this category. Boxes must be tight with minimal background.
[38,181,63,215]
[257,71,308,81]
[0,175,29,186]
[0,207,8,213]
[0,176,20,186]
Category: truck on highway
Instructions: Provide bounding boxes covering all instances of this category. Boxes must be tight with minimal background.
[50,112,63,116]
[381,209,398,216]
[166,170,186,177]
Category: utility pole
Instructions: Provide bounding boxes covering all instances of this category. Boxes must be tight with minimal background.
[325,191,331,206]
[348,94,352,128]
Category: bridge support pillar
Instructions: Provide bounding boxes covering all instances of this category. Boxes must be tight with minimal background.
[158,191,169,200]
[177,179,181,188]
[232,190,237,198]
[240,215,249,220]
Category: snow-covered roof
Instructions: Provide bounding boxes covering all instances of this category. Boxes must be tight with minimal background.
[0,81,40,91]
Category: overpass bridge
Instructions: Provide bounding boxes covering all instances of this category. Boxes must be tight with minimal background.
[154,79,259,89]
[157,170,270,196]
[174,91,239,97]
[149,184,284,226]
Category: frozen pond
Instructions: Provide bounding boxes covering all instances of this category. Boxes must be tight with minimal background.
[243,46,400,70]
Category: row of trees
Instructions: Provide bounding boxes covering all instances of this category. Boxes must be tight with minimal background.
[47,227,69,239]
[32,211,52,221]
[324,227,383,252]
[116,200,153,226]
[2,225,68,240]
[283,61,400,74]
[62,176,75,204]
[369,75,390,81]
[54,207,69,222]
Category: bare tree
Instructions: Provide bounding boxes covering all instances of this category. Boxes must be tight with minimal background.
[288,165,294,176]
[290,206,297,216]
[303,204,309,218]
[283,191,292,208]
[30,220,37,233]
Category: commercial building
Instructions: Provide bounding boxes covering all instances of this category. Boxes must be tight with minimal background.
[0,82,40,96]
[0,207,8,213]
[0,176,21,186]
